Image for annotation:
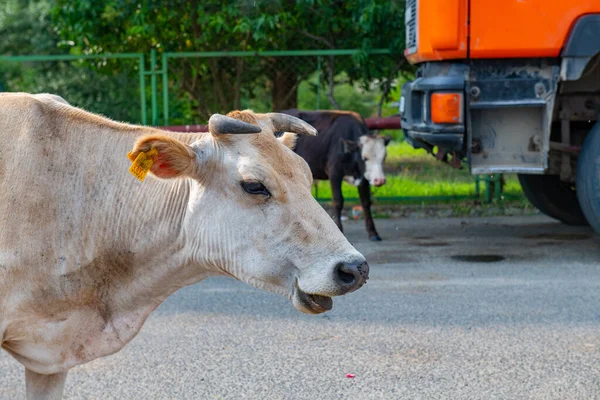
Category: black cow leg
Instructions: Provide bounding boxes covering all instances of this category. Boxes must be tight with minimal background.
[330,176,344,233]
[358,179,381,241]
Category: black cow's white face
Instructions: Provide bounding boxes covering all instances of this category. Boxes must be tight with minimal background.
[341,135,390,187]
[359,135,390,187]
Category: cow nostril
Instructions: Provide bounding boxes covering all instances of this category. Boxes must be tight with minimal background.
[335,262,357,285]
[334,261,369,293]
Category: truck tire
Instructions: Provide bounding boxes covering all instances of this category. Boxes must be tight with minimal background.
[518,174,588,225]
[576,122,600,233]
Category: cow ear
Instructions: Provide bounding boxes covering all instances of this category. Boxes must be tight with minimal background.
[128,134,197,179]
[341,139,358,154]
[278,132,298,149]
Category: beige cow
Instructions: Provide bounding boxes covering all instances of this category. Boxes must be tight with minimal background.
[0,93,369,399]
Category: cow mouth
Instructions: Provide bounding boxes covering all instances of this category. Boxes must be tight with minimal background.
[292,279,333,314]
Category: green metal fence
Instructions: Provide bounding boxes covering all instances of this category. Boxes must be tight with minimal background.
[0,48,399,128]
[157,48,393,126]
[0,48,398,135]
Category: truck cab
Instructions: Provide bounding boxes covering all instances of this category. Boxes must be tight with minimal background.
[400,0,600,233]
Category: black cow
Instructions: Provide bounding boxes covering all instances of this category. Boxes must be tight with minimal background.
[281,109,390,241]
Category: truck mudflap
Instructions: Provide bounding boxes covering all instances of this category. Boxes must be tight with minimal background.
[400,63,467,152]
[468,60,559,174]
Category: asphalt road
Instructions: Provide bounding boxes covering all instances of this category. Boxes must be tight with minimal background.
[1,215,600,400]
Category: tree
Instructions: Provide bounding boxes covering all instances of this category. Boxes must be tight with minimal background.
[51,0,411,121]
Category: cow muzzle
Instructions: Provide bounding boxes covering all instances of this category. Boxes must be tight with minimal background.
[292,260,370,314]
[372,177,386,187]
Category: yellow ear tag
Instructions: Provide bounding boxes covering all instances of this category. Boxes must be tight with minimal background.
[128,148,159,182]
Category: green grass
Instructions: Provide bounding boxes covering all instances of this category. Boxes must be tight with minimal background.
[311,174,523,199]
[311,138,525,203]
[312,175,477,199]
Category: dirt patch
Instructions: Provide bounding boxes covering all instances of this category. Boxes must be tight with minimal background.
[451,254,506,263]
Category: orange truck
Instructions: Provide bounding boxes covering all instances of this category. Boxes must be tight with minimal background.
[400,0,600,233]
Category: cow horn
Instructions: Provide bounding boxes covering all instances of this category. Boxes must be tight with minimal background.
[208,114,262,135]
[267,113,318,136]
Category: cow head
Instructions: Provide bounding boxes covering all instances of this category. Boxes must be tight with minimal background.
[340,134,391,187]
[360,134,391,187]
[128,110,368,314]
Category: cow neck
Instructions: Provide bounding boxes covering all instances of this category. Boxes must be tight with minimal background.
[114,168,208,303]
[78,125,208,309]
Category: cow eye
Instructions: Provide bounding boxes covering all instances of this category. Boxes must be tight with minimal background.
[241,181,271,197]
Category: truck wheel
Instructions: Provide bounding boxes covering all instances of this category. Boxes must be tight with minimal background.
[576,123,600,233]
[518,174,588,225]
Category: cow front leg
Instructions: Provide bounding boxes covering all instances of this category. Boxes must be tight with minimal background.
[26,369,68,400]
[329,176,344,232]
[358,179,381,241]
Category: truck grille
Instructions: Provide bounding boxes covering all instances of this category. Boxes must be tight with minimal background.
[405,0,417,54]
